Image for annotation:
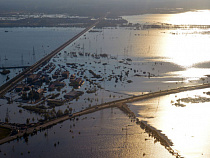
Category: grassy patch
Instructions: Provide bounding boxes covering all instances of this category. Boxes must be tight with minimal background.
[0,126,11,140]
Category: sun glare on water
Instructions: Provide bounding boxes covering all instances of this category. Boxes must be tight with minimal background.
[157,10,210,68]
[169,10,210,25]
[161,32,210,68]
[136,89,210,157]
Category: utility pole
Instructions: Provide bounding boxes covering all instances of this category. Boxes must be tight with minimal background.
[5,108,10,123]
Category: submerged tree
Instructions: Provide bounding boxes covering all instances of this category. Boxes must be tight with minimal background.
[56,110,63,117]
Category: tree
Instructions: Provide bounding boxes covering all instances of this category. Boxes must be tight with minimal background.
[28,90,35,103]
[56,110,63,117]
[44,113,50,120]
[26,118,30,124]
[5,117,8,123]
[22,92,28,100]
[64,109,69,115]
[69,108,73,114]
[34,92,40,101]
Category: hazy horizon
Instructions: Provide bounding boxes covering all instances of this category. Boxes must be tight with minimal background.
[0,0,210,16]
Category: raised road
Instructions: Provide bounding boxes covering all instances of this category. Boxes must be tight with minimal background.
[1,82,210,146]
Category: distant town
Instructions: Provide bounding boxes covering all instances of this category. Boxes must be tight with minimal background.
[0,13,127,28]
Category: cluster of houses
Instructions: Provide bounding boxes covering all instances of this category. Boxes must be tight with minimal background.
[69,74,85,88]
[48,70,69,91]
[67,51,108,59]
[15,73,47,101]
[14,62,85,103]
[68,51,91,58]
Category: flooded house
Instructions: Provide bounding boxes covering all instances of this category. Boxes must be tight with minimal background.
[48,81,66,91]
[32,79,43,86]
[15,84,26,92]
[27,74,40,83]
[70,74,76,82]
[35,89,44,99]
[70,77,84,87]
[62,71,70,79]
[64,91,84,100]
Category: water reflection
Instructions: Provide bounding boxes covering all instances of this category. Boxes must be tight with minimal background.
[132,88,210,157]
[167,68,210,82]
[159,31,210,68]
[169,10,210,25]
[125,10,210,69]
[0,108,173,158]
[123,10,210,25]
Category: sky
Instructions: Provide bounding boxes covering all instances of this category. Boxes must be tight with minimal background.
[0,0,210,15]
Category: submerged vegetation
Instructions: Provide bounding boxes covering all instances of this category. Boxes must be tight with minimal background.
[0,126,11,140]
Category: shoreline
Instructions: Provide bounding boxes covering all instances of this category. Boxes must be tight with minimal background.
[116,103,181,157]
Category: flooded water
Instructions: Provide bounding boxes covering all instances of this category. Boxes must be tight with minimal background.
[122,10,210,157]
[129,88,210,157]
[0,108,173,158]
[123,10,210,25]
[1,10,210,157]
[0,27,83,86]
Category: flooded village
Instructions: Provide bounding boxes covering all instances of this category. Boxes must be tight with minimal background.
[1,13,210,157]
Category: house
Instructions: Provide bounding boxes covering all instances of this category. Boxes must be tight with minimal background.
[42,75,50,83]
[54,81,66,87]
[56,77,65,82]
[70,74,76,82]
[32,79,42,86]
[64,91,84,100]
[34,89,44,99]
[23,86,31,91]
[36,89,44,95]
[76,78,83,85]
[52,74,59,79]
[70,77,85,87]
[62,71,69,79]
[27,74,39,83]
[48,84,55,91]
[15,84,25,92]
[48,81,66,91]
[27,74,40,83]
